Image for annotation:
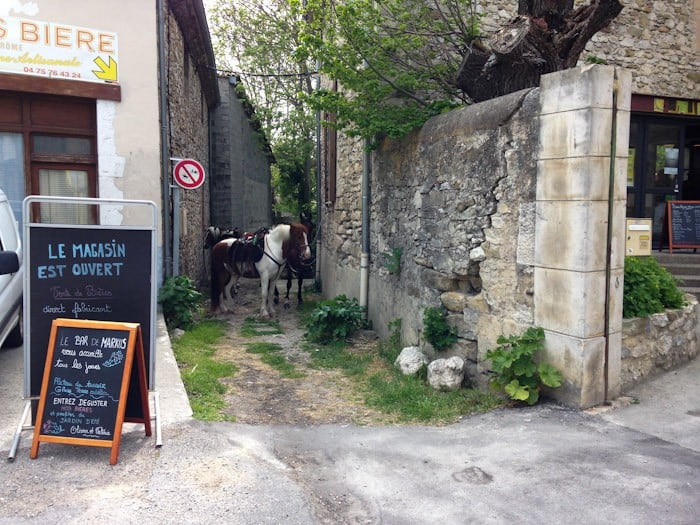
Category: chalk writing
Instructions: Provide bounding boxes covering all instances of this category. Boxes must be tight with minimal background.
[37,325,132,441]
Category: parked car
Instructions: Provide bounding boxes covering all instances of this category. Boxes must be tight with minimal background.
[0,188,23,348]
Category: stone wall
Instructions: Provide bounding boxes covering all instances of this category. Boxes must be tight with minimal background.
[319,65,638,407]
[482,0,700,99]
[165,6,211,288]
[211,78,273,234]
[320,88,540,384]
[621,296,699,390]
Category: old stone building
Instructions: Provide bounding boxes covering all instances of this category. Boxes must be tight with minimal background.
[317,2,700,407]
[165,0,219,286]
[210,77,274,236]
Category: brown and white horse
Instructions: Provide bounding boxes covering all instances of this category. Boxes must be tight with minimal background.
[210,223,311,318]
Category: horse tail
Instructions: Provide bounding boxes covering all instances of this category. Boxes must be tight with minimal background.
[210,256,220,311]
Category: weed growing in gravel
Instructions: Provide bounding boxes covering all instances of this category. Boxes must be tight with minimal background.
[170,320,237,421]
[245,342,305,378]
[239,317,283,337]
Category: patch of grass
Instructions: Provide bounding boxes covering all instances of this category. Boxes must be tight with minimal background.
[304,340,373,377]
[171,320,237,421]
[246,342,305,378]
[304,316,504,424]
[364,369,503,423]
[239,317,283,337]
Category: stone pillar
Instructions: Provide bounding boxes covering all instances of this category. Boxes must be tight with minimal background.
[534,65,631,408]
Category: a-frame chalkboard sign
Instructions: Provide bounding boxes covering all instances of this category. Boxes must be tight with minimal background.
[30,319,151,465]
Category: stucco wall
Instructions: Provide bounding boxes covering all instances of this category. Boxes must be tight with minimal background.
[32,0,162,217]
[483,0,700,99]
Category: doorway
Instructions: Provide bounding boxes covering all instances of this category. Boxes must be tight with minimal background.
[627,116,700,249]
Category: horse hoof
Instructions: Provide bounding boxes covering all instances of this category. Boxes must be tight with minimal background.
[284,302,290,310]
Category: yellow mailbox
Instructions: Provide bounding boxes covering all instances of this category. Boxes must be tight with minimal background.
[625,218,653,256]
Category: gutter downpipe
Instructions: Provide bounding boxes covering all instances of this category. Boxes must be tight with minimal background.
[359,139,370,318]
[603,74,619,404]
[315,62,322,286]
[157,0,172,281]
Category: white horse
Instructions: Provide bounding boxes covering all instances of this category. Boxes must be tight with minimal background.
[210,223,311,318]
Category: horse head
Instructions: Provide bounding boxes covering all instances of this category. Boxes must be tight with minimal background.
[285,223,312,262]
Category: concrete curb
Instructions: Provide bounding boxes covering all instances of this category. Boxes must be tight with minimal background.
[153,312,192,426]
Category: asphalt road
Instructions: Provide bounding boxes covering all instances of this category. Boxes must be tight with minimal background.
[1,315,699,524]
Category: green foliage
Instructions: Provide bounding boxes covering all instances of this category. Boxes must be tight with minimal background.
[585,55,608,64]
[485,327,562,406]
[296,0,481,142]
[377,318,403,364]
[303,318,503,423]
[305,339,373,377]
[382,247,402,275]
[422,306,457,351]
[623,256,685,318]
[304,295,366,342]
[364,371,502,422]
[171,320,237,421]
[208,0,316,217]
[158,275,202,330]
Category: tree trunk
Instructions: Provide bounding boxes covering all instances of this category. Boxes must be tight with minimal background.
[456,0,623,103]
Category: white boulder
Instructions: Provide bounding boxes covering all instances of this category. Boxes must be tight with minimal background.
[428,356,465,391]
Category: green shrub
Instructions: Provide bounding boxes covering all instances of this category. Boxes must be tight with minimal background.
[623,256,685,318]
[382,248,402,275]
[422,306,457,351]
[158,275,203,330]
[304,294,366,342]
[485,326,562,406]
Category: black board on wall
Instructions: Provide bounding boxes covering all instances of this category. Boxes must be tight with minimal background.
[667,201,700,253]
[27,225,154,420]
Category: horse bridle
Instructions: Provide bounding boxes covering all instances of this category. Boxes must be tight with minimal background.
[262,229,310,269]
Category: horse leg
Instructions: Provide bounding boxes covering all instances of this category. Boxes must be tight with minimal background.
[260,275,274,319]
[284,273,292,309]
[297,276,303,305]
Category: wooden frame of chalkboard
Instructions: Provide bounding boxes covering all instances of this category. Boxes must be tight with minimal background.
[30,319,151,465]
[667,200,700,253]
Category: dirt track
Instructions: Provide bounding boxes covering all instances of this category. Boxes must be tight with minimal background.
[208,279,389,425]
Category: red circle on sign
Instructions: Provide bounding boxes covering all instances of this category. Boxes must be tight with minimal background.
[173,159,205,189]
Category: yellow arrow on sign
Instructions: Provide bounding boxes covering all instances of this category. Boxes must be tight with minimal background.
[93,56,118,82]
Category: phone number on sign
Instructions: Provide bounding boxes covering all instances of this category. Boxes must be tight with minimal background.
[23,66,81,78]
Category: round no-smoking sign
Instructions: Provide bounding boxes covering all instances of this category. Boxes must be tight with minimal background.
[173,158,206,189]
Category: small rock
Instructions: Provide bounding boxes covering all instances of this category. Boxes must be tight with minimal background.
[395,346,429,375]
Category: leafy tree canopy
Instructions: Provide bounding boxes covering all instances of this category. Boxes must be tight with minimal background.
[208,0,317,215]
[295,0,481,143]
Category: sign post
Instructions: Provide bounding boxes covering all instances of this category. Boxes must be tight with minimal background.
[172,158,205,190]
[170,158,206,276]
